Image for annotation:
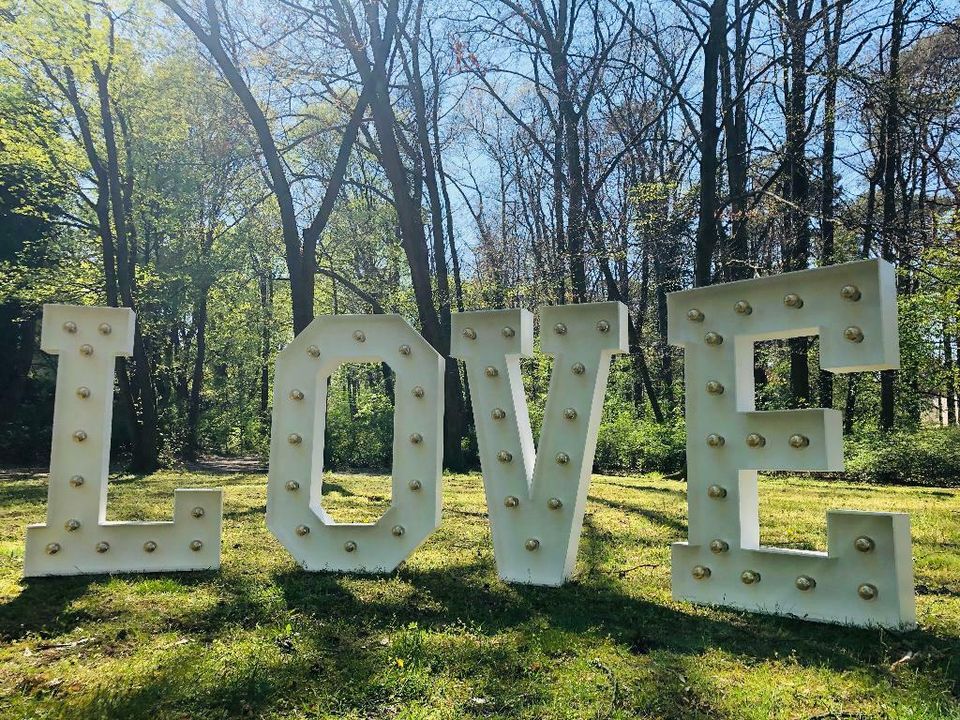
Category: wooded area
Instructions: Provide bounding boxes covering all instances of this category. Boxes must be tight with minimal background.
[1,0,959,474]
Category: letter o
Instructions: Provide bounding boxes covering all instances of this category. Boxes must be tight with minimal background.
[267,315,443,572]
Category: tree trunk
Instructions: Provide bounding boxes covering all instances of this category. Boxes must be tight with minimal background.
[184,288,209,460]
[784,0,814,407]
[879,0,906,432]
[945,328,957,426]
[93,59,160,472]
[818,0,845,409]
[720,0,752,282]
[695,0,727,287]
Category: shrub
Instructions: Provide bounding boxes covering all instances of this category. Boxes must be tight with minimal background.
[594,409,685,475]
[844,426,960,486]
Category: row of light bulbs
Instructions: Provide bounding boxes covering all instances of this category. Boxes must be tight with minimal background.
[460,319,612,342]
[306,336,419,359]
[686,285,865,344]
[689,564,879,599]
[46,539,205,555]
[704,432,810,449]
[690,533,878,598]
[687,284,862,324]
[503,495,563,510]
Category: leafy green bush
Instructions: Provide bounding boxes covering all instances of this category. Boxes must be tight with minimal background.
[594,409,685,474]
[844,427,960,486]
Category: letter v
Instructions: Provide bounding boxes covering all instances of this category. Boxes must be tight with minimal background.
[451,302,628,585]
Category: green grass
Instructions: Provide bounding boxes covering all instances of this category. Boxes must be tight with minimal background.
[0,467,958,719]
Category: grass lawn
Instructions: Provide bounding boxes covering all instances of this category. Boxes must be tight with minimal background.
[0,466,958,719]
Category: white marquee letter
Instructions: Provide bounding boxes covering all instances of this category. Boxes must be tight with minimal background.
[451,302,628,585]
[669,260,915,628]
[267,315,443,572]
[24,305,223,577]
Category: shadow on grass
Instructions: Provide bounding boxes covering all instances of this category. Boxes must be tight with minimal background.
[270,559,960,681]
[3,556,958,718]
[588,493,688,535]
[0,575,95,640]
[598,479,687,497]
[0,473,48,506]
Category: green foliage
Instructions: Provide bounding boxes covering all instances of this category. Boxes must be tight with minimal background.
[845,426,960,486]
[324,364,396,469]
[595,411,685,474]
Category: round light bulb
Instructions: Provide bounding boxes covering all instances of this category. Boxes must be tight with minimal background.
[795,575,816,591]
[840,285,861,301]
[844,326,864,343]
[709,539,729,554]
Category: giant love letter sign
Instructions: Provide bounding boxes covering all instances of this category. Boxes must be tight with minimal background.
[266,315,444,572]
[669,260,915,628]
[24,305,223,577]
[451,302,628,585]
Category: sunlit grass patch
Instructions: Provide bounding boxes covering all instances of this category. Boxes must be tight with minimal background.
[0,467,957,719]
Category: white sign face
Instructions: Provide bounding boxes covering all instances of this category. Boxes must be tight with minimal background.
[24,305,223,577]
[266,315,444,572]
[451,302,628,585]
[668,260,915,628]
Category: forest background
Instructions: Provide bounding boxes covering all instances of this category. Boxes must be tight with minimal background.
[2,0,960,486]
